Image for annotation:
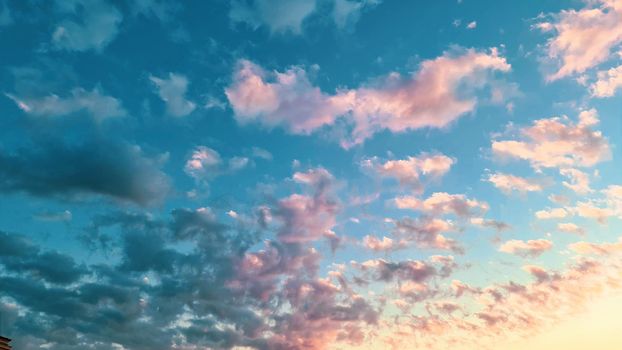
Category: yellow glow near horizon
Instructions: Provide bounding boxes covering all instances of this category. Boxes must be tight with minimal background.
[500,294,622,350]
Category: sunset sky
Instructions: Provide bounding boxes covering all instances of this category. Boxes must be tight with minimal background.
[1,0,622,349]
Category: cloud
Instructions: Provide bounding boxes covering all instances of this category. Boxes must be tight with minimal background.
[469,217,511,231]
[537,0,622,80]
[0,231,87,284]
[393,217,463,253]
[557,222,585,235]
[229,0,378,34]
[333,0,379,29]
[184,146,260,188]
[560,168,592,194]
[225,59,350,134]
[5,87,126,122]
[362,153,454,193]
[572,201,614,223]
[353,256,455,285]
[230,0,316,34]
[569,237,622,255]
[394,192,489,218]
[184,146,223,180]
[535,207,568,219]
[362,235,407,252]
[226,48,511,146]
[499,239,553,257]
[52,0,123,52]
[149,73,196,117]
[492,109,610,169]
[0,139,170,205]
[591,64,622,97]
[33,210,73,222]
[487,172,544,194]
[276,168,339,243]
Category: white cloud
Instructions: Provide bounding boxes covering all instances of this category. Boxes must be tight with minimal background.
[52,0,123,52]
[150,73,196,117]
[5,87,126,121]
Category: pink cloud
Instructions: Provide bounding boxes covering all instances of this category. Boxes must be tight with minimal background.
[277,168,339,243]
[362,235,407,252]
[226,48,511,146]
[591,64,622,97]
[560,168,592,194]
[557,222,585,235]
[538,0,622,80]
[395,192,489,218]
[362,153,454,193]
[535,207,568,219]
[487,172,544,194]
[499,239,553,257]
[393,217,463,253]
[569,237,622,255]
[492,109,610,169]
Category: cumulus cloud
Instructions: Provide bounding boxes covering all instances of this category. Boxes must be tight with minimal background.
[276,168,339,243]
[492,109,610,169]
[52,0,123,52]
[393,217,462,253]
[537,0,622,80]
[226,48,511,146]
[353,256,455,284]
[569,237,622,255]
[535,207,568,219]
[591,64,622,97]
[560,168,592,194]
[184,146,223,180]
[395,192,489,218]
[184,146,266,187]
[362,235,407,252]
[469,217,511,232]
[487,172,544,194]
[557,222,585,235]
[499,239,553,257]
[362,153,454,193]
[0,139,170,205]
[149,73,196,117]
[0,231,87,285]
[229,0,378,34]
[6,87,126,122]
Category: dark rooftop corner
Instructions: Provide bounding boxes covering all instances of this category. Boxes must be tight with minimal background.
[0,336,11,350]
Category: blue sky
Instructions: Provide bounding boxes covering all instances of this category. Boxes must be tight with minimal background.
[1,0,622,349]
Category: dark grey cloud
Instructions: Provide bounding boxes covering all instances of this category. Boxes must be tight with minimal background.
[0,231,87,284]
[0,139,170,205]
[0,171,376,350]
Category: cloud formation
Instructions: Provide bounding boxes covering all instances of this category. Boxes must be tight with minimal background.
[229,0,379,34]
[538,0,622,80]
[0,139,169,205]
[487,172,544,194]
[149,73,196,117]
[499,239,553,257]
[492,109,610,169]
[52,0,123,52]
[6,87,126,121]
[362,153,454,193]
[226,48,511,146]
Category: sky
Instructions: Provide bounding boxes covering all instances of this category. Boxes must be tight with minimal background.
[0,0,622,349]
